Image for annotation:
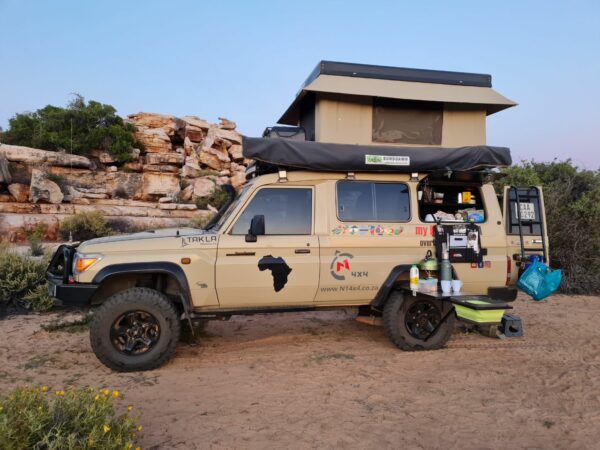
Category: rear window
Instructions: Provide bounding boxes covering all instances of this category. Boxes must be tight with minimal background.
[336,181,410,222]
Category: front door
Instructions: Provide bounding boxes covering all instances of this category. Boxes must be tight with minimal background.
[216,186,319,307]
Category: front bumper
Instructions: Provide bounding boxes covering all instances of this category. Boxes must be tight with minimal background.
[47,278,99,307]
[46,243,98,307]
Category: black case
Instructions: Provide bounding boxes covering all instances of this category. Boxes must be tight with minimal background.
[434,223,484,264]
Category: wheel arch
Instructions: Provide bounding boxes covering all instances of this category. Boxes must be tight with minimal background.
[90,262,193,314]
[370,264,412,309]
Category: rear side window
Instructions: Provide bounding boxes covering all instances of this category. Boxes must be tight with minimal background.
[231,188,312,235]
[337,181,410,222]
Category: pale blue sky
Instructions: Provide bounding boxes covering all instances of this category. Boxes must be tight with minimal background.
[1,0,598,168]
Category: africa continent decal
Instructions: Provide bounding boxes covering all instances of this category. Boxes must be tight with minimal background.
[258,255,292,292]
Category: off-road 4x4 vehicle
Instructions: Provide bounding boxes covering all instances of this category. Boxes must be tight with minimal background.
[47,138,548,371]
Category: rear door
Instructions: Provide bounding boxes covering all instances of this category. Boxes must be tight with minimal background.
[503,186,549,282]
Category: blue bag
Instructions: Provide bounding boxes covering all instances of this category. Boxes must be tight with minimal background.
[516,259,562,301]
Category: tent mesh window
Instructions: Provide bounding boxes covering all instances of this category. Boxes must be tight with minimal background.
[372,98,443,145]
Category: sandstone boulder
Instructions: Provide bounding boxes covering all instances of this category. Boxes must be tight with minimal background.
[215,128,242,144]
[193,178,215,197]
[0,194,14,202]
[142,164,180,173]
[8,183,29,203]
[29,169,64,204]
[199,147,230,171]
[90,150,115,164]
[228,144,244,162]
[176,204,198,211]
[183,137,196,155]
[123,162,143,172]
[231,172,246,190]
[218,117,237,130]
[180,184,194,201]
[141,173,180,199]
[128,112,179,136]
[0,144,92,168]
[134,128,172,153]
[145,152,185,166]
[182,116,210,131]
[0,154,11,184]
[185,125,204,142]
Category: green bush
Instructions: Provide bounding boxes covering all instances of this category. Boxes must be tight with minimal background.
[25,225,45,256]
[194,186,229,210]
[0,386,140,450]
[59,211,110,242]
[0,244,51,311]
[1,95,143,163]
[496,160,600,294]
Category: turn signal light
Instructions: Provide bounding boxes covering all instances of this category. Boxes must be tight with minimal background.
[73,253,102,274]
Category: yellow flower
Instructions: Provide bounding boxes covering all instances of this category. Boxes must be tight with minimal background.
[103,425,111,433]
[127,405,133,411]
[95,394,100,401]
[137,425,143,432]
[135,447,141,450]
[41,386,49,392]
[112,390,119,398]
[103,389,110,396]
[128,444,133,449]
[55,390,65,396]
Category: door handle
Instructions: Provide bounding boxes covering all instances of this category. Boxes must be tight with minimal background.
[294,249,311,254]
[226,251,256,256]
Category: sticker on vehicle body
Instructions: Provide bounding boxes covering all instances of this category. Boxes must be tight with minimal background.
[258,255,292,292]
[365,154,410,166]
[180,235,217,247]
[330,251,368,280]
[331,224,403,236]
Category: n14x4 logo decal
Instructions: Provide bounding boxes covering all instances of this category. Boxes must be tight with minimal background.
[329,251,368,280]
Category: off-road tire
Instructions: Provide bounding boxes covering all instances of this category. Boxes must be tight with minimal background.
[383,291,455,351]
[90,288,181,372]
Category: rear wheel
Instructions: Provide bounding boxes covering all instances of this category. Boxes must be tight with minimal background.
[383,291,455,351]
[90,288,181,372]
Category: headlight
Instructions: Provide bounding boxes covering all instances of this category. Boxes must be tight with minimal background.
[73,253,103,275]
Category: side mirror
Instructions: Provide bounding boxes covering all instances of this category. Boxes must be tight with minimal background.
[246,215,265,242]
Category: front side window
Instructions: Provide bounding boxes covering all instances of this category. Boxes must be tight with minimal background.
[231,188,312,235]
[337,181,410,222]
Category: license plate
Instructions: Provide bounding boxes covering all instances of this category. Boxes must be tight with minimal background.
[515,202,536,220]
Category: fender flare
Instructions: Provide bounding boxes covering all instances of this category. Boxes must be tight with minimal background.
[92,262,193,313]
[370,264,412,309]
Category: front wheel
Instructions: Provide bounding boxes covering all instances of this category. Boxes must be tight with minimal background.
[383,291,455,351]
[90,288,181,372]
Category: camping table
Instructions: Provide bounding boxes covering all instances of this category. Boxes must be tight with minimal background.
[396,282,512,340]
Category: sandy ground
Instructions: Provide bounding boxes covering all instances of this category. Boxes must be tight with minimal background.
[1,293,599,449]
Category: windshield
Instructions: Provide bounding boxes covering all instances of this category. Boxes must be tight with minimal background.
[209,184,252,231]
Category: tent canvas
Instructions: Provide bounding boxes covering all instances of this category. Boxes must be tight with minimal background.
[242,137,511,173]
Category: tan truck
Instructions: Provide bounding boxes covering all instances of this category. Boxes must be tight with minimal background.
[47,138,548,371]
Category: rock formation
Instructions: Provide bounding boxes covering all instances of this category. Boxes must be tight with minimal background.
[0,113,249,242]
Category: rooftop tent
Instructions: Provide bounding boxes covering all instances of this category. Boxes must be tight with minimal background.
[279,61,517,125]
[242,137,511,173]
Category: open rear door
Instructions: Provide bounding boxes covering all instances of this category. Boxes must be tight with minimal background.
[503,186,549,282]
